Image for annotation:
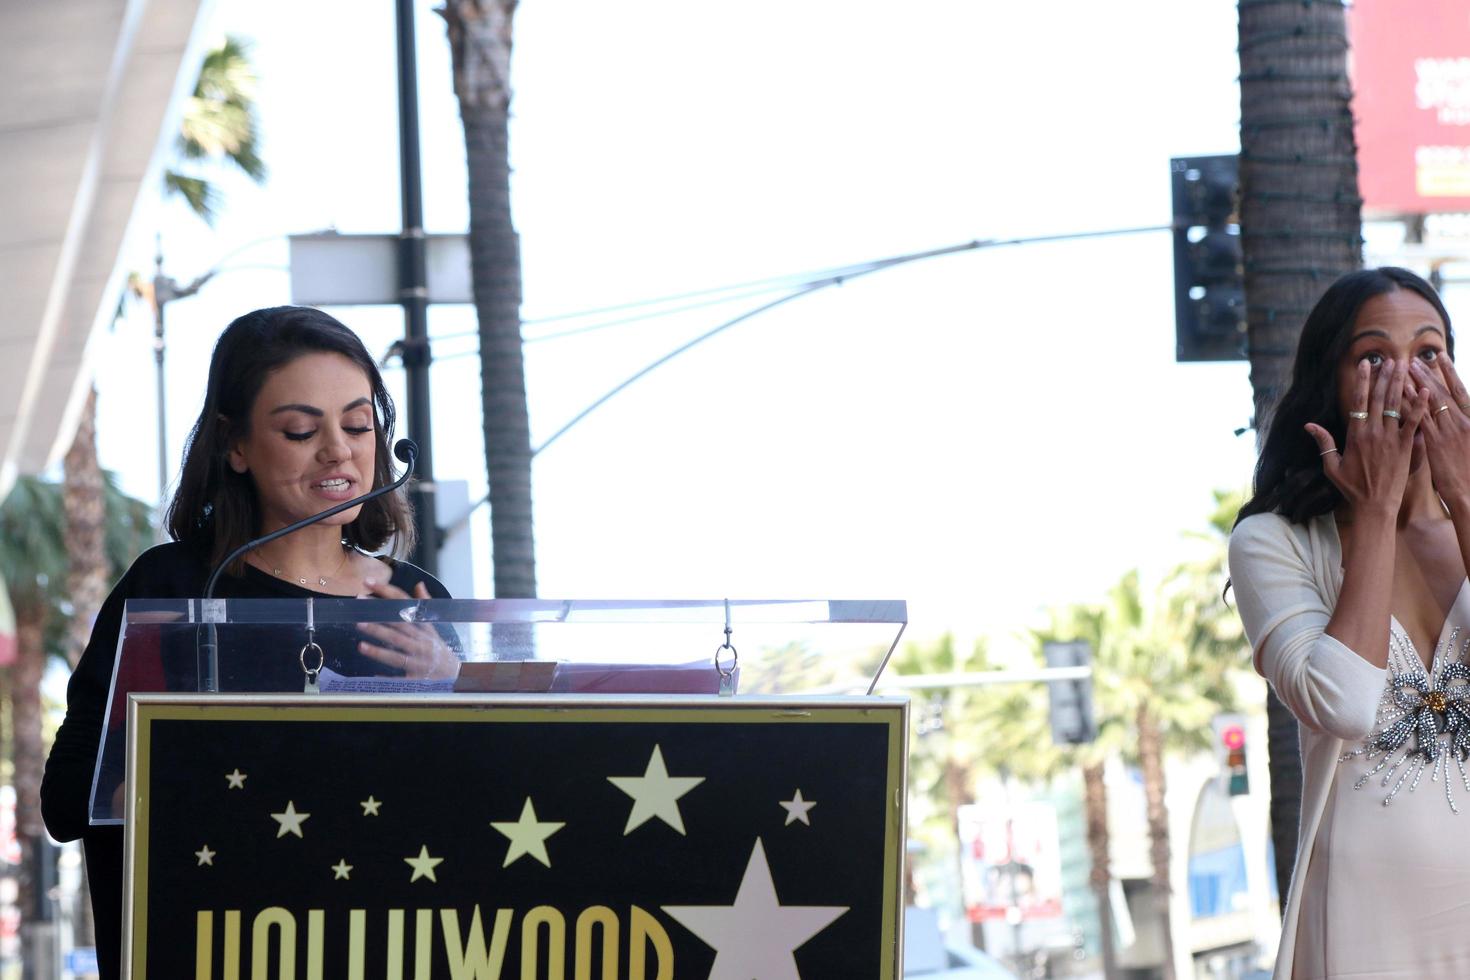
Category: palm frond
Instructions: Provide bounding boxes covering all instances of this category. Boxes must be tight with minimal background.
[162,171,218,223]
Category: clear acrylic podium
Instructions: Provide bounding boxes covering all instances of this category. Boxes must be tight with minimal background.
[93,597,908,826]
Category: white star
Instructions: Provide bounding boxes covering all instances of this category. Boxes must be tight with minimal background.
[195,845,215,866]
[490,797,565,868]
[780,789,817,826]
[270,801,311,839]
[360,796,382,816]
[663,839,847,980]
[608,744,705,835]
[331,859,353,880]
[225,769,246,789]
[404,845,443,883]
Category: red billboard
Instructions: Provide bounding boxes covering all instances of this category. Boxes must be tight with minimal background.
[1350,0,1470,214]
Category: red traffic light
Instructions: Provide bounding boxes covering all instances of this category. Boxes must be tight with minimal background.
[1221,724,1245,750]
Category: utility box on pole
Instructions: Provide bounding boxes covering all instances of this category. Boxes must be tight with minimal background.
[1042,641,1096,745]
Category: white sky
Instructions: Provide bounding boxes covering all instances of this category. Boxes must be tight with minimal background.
[86,0,1419,653]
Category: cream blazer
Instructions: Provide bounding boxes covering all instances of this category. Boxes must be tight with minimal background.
[1228,511,1390,980]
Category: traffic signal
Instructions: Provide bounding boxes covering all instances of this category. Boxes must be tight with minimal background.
[1042,641,1096,746]
[1171,154,1246,362]
[1218,719,1249,796]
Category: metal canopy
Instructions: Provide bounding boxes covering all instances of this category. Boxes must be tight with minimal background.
[0,0,211,496]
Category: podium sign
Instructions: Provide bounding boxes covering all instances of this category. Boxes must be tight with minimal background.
[125,694,907,979]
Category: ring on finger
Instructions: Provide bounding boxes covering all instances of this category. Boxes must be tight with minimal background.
[1319,448,1339,457]
[1461,403,1470,413]
[1383,409,1402,420]
[1349,410,1370,421]
[1439,404,1452,415]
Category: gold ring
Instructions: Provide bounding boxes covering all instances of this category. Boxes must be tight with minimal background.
[1349,410,1370,421]
[1439,404,1452,415]
[1319,448,1339,457]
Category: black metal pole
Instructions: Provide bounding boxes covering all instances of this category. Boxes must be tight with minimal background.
[395,0,438,575]
[152,243,169,508]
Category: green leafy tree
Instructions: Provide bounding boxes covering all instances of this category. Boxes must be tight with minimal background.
[0,474,152,971]
[1095,569,1239,980]
[893,635,996,925]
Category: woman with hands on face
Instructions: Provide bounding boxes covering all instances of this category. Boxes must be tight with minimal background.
[1230,268,1470,980]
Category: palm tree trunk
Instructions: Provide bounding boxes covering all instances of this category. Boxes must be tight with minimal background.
[11,601,47,977]
[441,0,538,599]
[1237,0,1361,905]
[944,758,985,951]
[1082,761,1119,980]
[1263,687,1300,904]
[63,387,106,667]
[1137,704,1176,980]
[62,386,104,947]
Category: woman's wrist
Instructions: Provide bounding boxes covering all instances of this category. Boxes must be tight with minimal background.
[1347,502,1400,527]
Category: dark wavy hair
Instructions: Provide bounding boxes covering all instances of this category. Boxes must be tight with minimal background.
[165,306,415,568]
[1236,267,1454,527]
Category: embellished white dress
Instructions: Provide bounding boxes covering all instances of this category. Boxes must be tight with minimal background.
[1229,513,1470,980]
[1293,594,1470,980]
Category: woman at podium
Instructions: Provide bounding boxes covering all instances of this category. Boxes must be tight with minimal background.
[39,306,455,979]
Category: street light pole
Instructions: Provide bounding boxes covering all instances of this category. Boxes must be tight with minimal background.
[152,240,169,505]
[151,237,213,507]
[394,0,438,575]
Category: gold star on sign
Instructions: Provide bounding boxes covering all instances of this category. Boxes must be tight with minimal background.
[404,845,443,882]
[608,744,705,836]
[270,801,310,838]
[360,795,382,816]
[225,769,246,789]
[195,845,215,866]
[780,789,817,826]
[490,797,565,868]
[332,859,353,880]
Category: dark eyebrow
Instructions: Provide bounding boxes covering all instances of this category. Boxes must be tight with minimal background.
[269,397,372,418]
[270,403,323,417]
[1349,325,1445,344]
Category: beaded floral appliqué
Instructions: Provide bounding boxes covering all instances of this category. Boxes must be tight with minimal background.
[1339,626,1470,812]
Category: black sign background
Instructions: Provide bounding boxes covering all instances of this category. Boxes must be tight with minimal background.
[129,697,904,979]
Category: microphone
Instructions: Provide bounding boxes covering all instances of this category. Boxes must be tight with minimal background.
[197,438,418,692]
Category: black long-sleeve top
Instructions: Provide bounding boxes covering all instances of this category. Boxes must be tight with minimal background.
[40,541,448,980]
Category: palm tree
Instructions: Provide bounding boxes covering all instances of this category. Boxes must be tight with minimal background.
[438,0,537,599]
[0,474,152,972]
[893,635,999,945]
[1103,571,1240,980]
[63,390,107,669]
[163,36,266,223]
[61,388,106,948]
[1030,604,1122,980]
[1237,0,1362,904]
[1028,560,1243,980]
